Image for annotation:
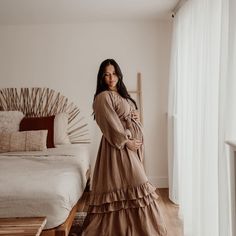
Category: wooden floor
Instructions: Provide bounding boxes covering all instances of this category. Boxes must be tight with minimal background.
[77,188,183,236]
[157,188,183,236]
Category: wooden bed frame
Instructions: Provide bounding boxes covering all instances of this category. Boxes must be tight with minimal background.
[41,202,78,236]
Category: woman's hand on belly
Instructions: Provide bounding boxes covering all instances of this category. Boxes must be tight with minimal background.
[126,139,143,151]
[131,110,140,122]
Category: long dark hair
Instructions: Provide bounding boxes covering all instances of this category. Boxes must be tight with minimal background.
[93,59,138,109]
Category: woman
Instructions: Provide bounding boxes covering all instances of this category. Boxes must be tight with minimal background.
[81,59,167,236]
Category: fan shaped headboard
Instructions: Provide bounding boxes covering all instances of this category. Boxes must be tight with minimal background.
[0,87,90,144]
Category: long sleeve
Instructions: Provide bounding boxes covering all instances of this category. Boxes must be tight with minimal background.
[93,92,129,149]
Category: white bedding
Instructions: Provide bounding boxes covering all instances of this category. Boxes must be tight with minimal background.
[0,145,90,229]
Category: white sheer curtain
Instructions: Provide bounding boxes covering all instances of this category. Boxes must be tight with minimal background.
[168,0,234,235]
[226,0,236,139]
[225,0,236,235]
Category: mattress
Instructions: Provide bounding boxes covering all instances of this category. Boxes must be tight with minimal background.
[0,145,90,229]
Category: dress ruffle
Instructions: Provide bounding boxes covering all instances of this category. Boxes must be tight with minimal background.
[89,194,159,213]
[89,181,157,205]
[82,191,167,236]
[82,181,167,235]
[89,191,159,213]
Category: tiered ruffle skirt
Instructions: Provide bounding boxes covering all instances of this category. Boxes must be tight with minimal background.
[81,182,167,236]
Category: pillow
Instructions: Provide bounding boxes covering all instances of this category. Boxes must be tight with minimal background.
[0,130,48,153]
[0,111,24,133]
[20,116,55,148]
[54,113,70,146]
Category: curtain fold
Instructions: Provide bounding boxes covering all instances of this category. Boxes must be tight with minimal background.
[225,0,236,235]
[168,0,233,235]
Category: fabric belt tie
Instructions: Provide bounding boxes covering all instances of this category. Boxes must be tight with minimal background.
[123,115,132,129]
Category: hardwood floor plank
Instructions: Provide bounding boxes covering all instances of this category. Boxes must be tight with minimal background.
[158,188,183,236]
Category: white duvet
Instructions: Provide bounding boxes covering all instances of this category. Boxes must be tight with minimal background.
[0,145,90,229]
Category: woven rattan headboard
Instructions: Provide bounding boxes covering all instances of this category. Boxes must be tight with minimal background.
[0,87,90,144]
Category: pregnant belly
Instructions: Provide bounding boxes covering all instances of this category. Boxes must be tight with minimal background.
[129,120,143,140]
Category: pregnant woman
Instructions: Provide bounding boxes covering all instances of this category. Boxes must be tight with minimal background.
[81,59,167,236]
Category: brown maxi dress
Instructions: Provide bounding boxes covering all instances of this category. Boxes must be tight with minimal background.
[81,90,167,236]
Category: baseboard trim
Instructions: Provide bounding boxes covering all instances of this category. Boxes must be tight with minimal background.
[148,176,169,188]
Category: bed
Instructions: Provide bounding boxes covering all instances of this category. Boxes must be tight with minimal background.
[0,87,91,236]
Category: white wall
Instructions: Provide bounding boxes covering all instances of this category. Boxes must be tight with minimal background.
[0,20,172,187]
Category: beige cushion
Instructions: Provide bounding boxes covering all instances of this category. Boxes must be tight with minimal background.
[0,130,48,153]
[54,113,70,146]
[0,111,24,133]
